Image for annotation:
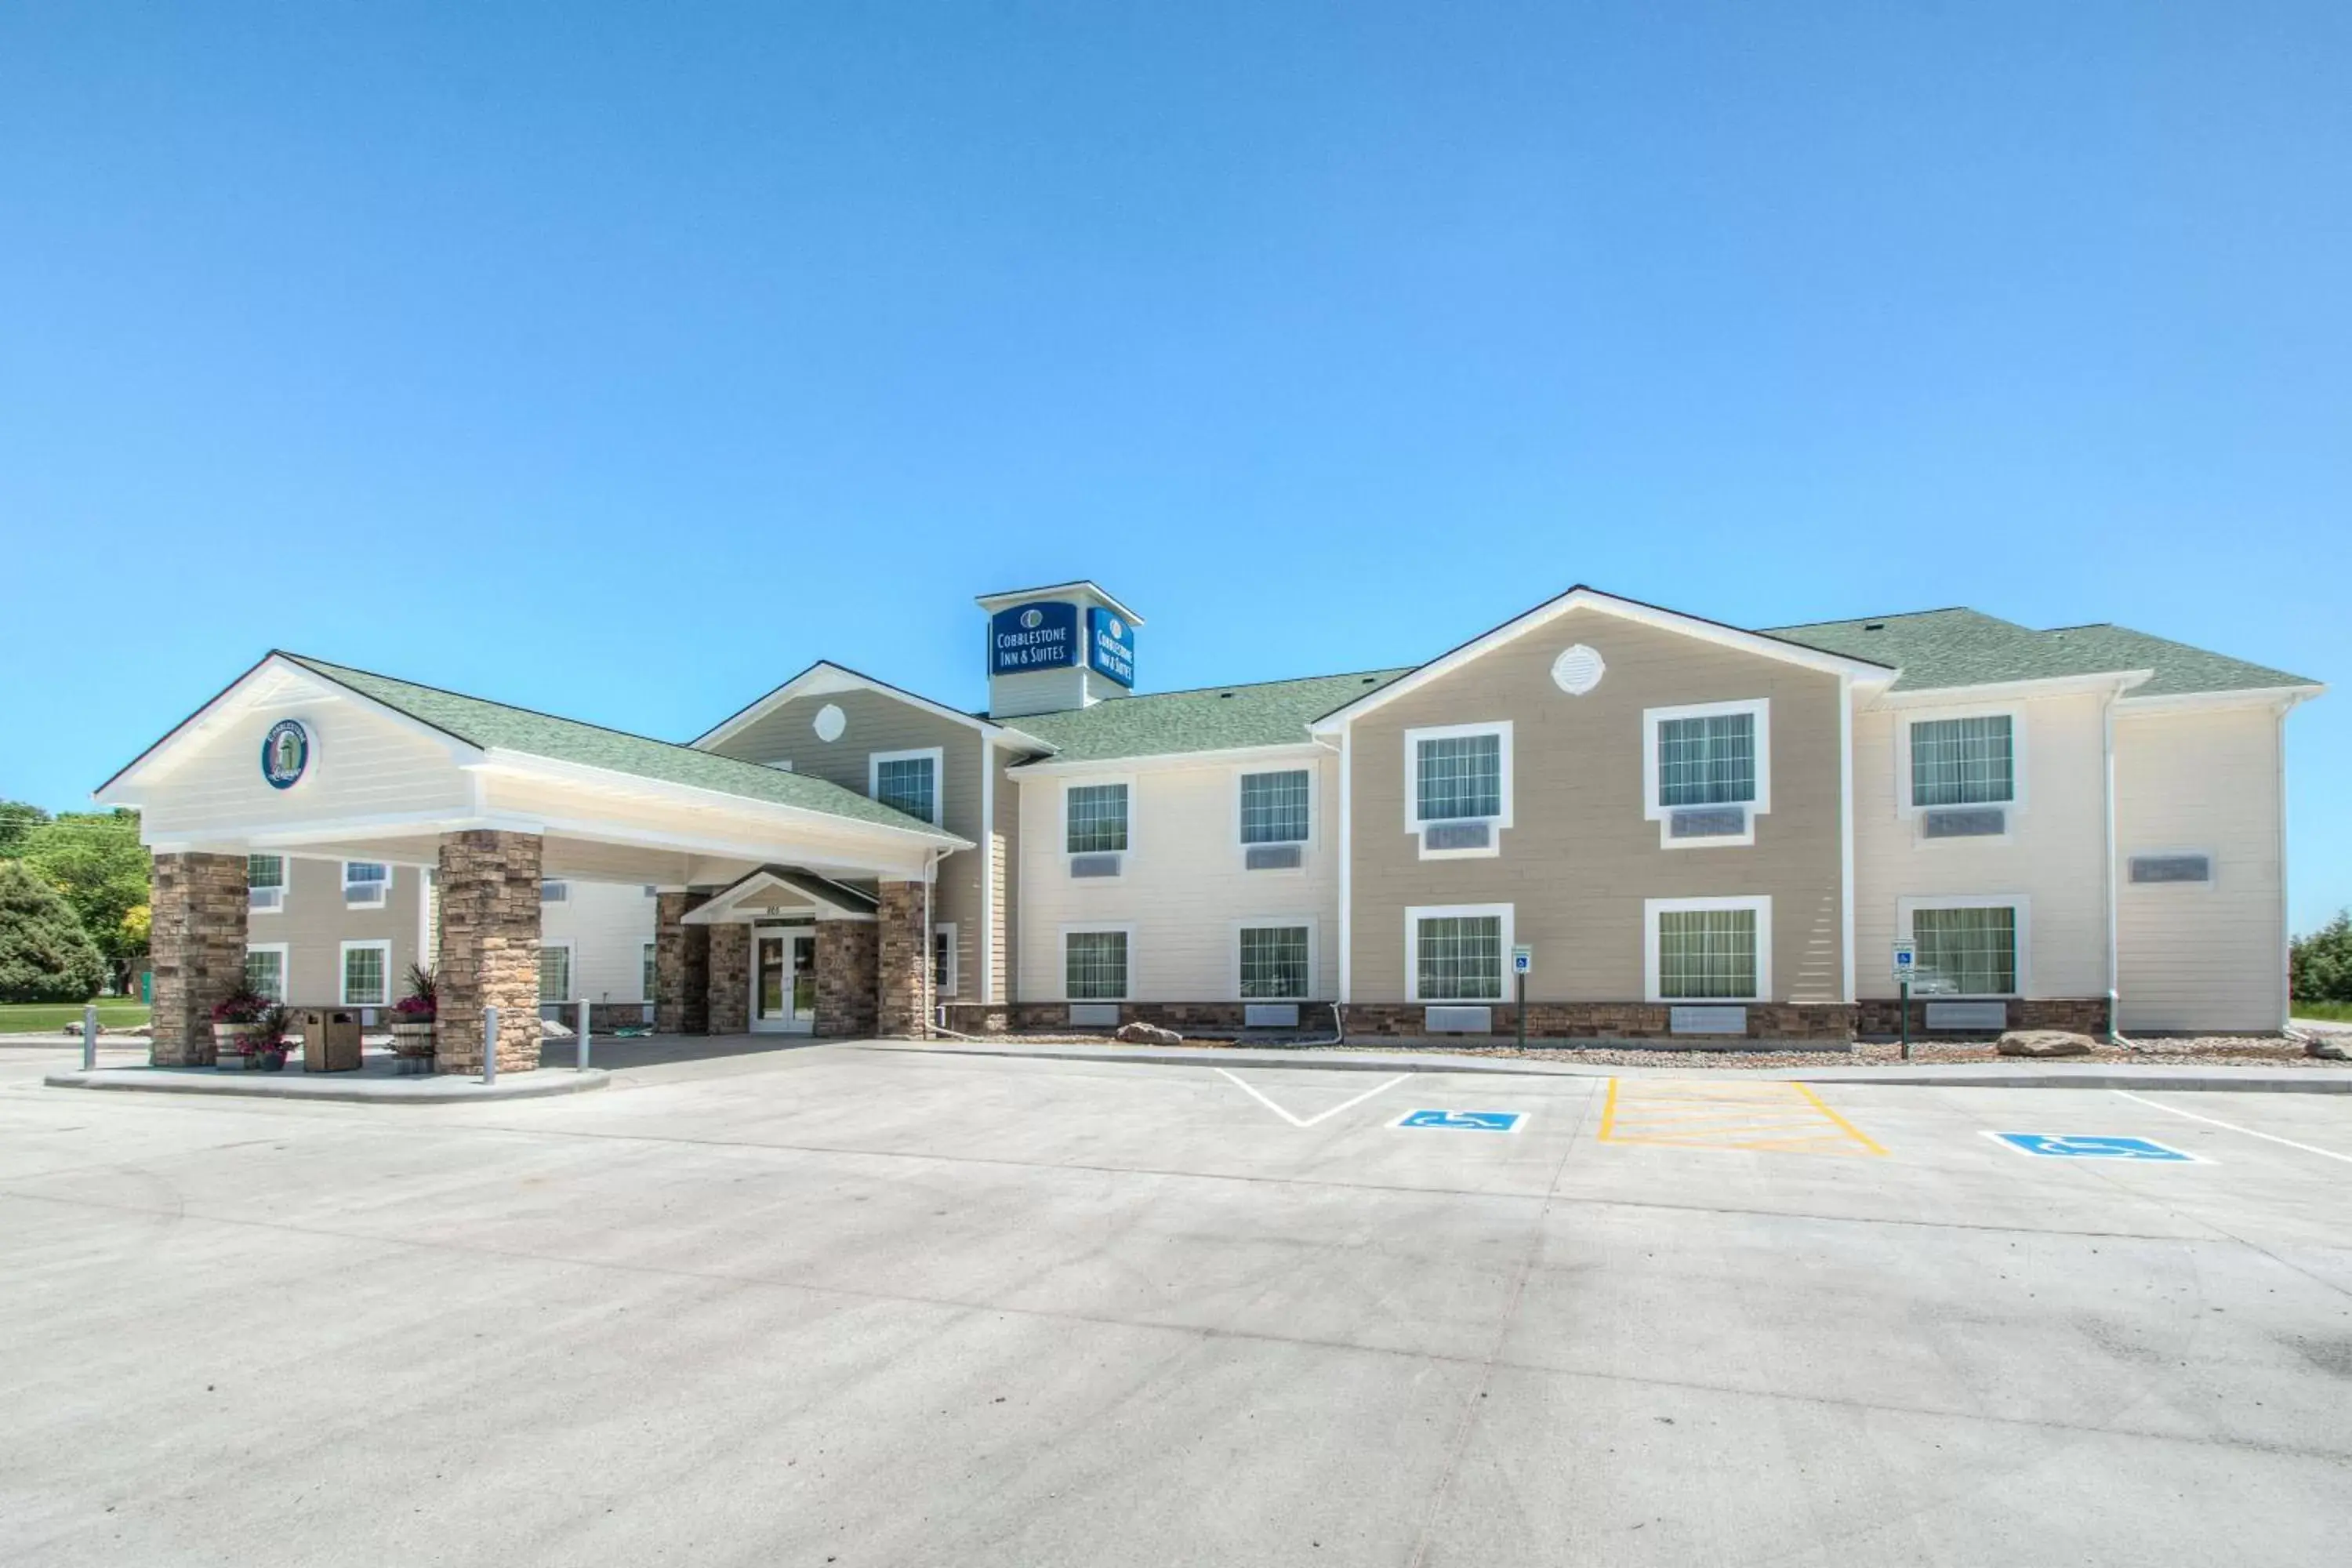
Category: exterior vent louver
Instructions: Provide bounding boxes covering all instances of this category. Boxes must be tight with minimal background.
[1069,853,1123,878]
[1669,807,1749,839]
[2129,854,2212,884]
[1922,808,2006,839]
[1422,820,1492,852]
[1245,844,1303,871]
[249,886,283,913]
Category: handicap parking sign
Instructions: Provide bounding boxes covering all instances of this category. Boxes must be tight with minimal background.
[1395,1109,1524,1132]
[1988,1133,2198,1162]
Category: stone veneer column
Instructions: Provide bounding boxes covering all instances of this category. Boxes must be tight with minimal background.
[706,924,751,1035]
[815,920,878,1037]
[148,852,249,1067]
[875,880,931,1040]
[654,891,711,1034]
[434,830,543,1075]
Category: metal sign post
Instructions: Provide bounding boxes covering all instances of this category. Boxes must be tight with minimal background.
[1512,946,1532,1051]
[1891,942,1917,1062]
[577,998,591,1073]
[483,1005,498,1087]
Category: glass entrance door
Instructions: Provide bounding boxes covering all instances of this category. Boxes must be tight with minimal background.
[753,929,818,1033]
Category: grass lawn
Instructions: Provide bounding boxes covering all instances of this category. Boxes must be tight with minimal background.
[0,1000,152,1035]
[2292,999,2352,1023]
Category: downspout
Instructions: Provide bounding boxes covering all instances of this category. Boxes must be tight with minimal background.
[923,847,946,1039]
[2102,681,2121,1044]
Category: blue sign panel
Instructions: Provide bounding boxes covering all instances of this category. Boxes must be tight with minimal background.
[260,719,310,790]
[989,601,1078,676]
[1396,1109,1523,1132]
[1087,606,1136,688]
[1991,1133,2194,1162]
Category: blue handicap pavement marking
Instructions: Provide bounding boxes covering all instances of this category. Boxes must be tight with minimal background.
[1991,1133,2197,1162]
[1396,1109,1524,1132]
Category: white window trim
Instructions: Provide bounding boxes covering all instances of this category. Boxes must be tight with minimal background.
[1231,917,1318,1003]
[1643,895,1773,1004]
[1895,702,2028,832]
[641,941,658,1003]
[1642,698,1771,849]
[2124,848,2218,895]
[342,859,391,908]
[339,939,393,1007]
[538,938,576,1003]
[248,854,287,914]
[245,942,291,1003]
[1058,922,1136,1003]
[1405,902,1515,1004]
[869,746,946,826]
[1896,894,2031,998]
[1403,721,1513,861]
[933,921,960,998]
[1232,759,1318,871]
[1061,774,1135,875]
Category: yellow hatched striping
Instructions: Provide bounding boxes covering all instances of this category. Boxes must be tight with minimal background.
[1598,1078,1885,1157]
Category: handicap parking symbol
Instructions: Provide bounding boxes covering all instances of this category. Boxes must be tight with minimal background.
[1394,1109,1524,1132]
[1987,1132,2198,1162]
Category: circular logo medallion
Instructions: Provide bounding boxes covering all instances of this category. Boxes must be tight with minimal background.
[1106,615,1125,638]
[261,719,310,789]
[1020,608,1044,630]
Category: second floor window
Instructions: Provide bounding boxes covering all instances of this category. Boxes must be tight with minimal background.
[248,854,285,912]
[1911,716,2013,807]
[873,753,939,823]
[1240,770,1310,844]
[1066,782,1129,854]
[1657,713,1756,808]
[1415,734,1501,822]
[343,862,389,908]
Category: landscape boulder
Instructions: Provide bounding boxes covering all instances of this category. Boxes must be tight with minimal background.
[1996,1029,2098,1058]
[2307,1036,2349,1062]
[1115,1021,1183,1046]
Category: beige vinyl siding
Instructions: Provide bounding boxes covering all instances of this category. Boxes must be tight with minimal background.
[1016,753,1341,1001]
[1347,607,1847,1004]
[542,880,661,1005]
[704,687,985,1004]
[2114,705,2286,1032]
[1853,690,2108,1000]
[992,746,1021,1001]
[251,855,426,1009]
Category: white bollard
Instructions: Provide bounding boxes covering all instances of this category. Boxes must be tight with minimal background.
[483,1004,498,1086]
[82,1003,96,1071]
[577,998,590,1072]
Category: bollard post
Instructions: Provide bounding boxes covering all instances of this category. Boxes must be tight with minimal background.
[1900,978,1911,1062]
[483,1004,498,1086]
[82,1003,97,1072]
[577,998,590,1072]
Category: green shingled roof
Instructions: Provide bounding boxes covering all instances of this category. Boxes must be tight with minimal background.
[281,654,950,836]
[1767,610,2317,697]
[1007,668,1414,763]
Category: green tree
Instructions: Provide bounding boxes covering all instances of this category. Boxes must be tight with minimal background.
[18,809,151,967]
[2291,910,2352,1005]
[0,859,107,1003]
[0,800,49,858]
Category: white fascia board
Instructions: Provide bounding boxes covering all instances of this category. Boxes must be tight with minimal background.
[95,652,482,805]
[1868,670,2154,710]
[1308,586,1896,735]
[690,660,1057,754]
[2115,684,2325,717]
[470,749,974,851]
[1007,741,1327,779]
[974,580,1147,625]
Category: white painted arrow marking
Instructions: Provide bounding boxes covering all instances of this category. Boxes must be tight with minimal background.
[1215,1069,1409,1128]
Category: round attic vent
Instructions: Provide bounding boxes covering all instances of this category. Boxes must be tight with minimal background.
[812,702,846,742]
[1551,644,1605,695]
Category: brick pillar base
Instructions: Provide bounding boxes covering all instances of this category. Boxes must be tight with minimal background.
[435,831,543,1074]
[149,852,249,1067]
[706,924,750,1035]
[654,891,711,1034]
[876,880,931,1040]
[816,921,878,1037]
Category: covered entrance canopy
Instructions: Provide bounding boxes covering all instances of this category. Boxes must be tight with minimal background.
[97,653,965,1071]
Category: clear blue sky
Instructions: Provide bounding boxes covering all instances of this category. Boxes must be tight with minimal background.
[3,4,2345,928]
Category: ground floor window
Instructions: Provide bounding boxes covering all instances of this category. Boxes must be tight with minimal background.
[1412,909,1505,1001]
[642,942,657,1002]
[1646,896,1769,1002]
[1065,929,1129,1000]
[245,945,288,1002]
[934,923,958,996]
[539,942,573,1003]
[1910,904,2018,995]
[1238,925,1311,1000]
[340,941,390,1007]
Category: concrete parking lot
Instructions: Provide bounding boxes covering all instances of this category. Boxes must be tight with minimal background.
[4,1039,2348,1566]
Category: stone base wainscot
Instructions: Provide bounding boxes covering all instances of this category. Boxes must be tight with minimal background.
[1854,996,2113,1038]
[938,1000,1859,1043]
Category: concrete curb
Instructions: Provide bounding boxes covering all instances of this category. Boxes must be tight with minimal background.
[869,1043,2352,1094]
[42,1068,612,1104]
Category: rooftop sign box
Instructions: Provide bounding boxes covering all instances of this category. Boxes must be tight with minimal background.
[990,601,1079,676]
[1087,607,1136,688]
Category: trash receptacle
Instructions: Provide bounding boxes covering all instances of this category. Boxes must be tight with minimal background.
[297,1008,363,1073]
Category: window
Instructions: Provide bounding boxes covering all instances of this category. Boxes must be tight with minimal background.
[343,861,390,908]
[244,945,288,1002]
[247,854,286,913]
[1065,782,1130,854]
[1643,700,1769,846]
[870,747,944,826]
[1238,925,1311,1000]
[1911,906,2018,995]
[1657,713,1755,807]
[538,942,573,1003]
[933,924,958,996]
[1910,715,2014,808]
[642,942,658,1001]
[1410,907,1509,1002]
[1405,723,1512,858]
[340,942,390,1006]
[541,880,568,903]
[1645,897,1771,1003]
[1240,770,1310,845]
[1065,929,1129,1000]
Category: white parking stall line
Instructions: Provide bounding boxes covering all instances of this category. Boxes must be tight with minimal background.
[2113,1091,2352,1166]
[1215,1069,1410,1129]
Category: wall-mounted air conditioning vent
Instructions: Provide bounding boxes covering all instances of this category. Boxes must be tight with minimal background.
[1669,807,1749,840]
[1067,1003,1120,1027]
[1922,808,2006,839]
[1243,1003,1301,1028]
[344,887,385,908]
[1422,820,1491,853]
[2129,854,2212,884]
[1069,853,1123,879]
[249,887,283,913]
[1244,844,1303,870]
[1424,1005,1492,1033]
[540,880,569,902]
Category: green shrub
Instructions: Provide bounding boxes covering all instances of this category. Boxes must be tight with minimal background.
[0,860,107,1004]
[2290,910,2352,1006]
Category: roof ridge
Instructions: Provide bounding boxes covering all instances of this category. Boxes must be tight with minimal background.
[1766,605,1982,630]
[1012,665,1411,713]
